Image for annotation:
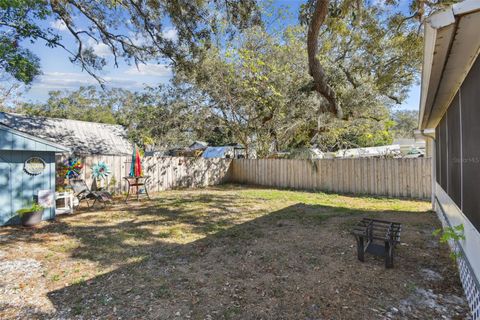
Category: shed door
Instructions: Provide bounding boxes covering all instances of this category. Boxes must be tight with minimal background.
[0,160,12,225]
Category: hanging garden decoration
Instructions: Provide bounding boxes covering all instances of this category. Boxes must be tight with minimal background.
[64,158,83,179]
[92,162,111,180]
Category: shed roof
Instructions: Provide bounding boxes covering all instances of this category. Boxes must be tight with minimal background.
[0,112,133,155]
[419,1,480,129]
[0,123,70,152]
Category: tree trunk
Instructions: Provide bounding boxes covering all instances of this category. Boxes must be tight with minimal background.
[307,0,343,118]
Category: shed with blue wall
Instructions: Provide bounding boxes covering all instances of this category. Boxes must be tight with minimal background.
[0,124,69,226]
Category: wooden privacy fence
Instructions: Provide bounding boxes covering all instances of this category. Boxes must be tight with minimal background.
[57,155,431,199]
[143,157,231,192]
[229,158,432,199]
[56,155,232,193]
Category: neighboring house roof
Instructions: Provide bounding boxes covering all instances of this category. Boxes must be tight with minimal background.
[0,123,70,153]
[336,145,401,158]
[0,112,132,155]
[202,146,234,158]
[419,1,480,129]
[189,141,209,150]
[310,148,325,159]
[392,138,426,147]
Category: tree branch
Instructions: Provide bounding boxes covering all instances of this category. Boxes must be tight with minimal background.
[307,0,343,118]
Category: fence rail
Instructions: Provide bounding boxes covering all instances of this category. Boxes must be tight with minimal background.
[229,158,432,199]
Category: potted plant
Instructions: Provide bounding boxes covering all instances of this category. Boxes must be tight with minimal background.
[16,203,45,227]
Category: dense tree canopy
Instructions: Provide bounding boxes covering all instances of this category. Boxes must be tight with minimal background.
[176,23,396,156]
[0,0,260,84]
[1,0,447,156]
[17,86,122,123]
[14,85,231,149]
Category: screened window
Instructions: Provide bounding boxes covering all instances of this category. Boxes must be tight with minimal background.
[446,94,461,208]
[460,57,480,230]
[435,57,480,232]
[439,117,448,191]
[436,125,441,186]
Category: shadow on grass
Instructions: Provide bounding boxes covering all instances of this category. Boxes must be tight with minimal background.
[0,194,436,319]
[0,197,421,266]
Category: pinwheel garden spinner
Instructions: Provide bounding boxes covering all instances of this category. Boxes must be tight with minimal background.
[92,162,111,180]
[64,158,83,179]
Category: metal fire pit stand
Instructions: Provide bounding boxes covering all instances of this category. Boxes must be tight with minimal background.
[353,218,402,268]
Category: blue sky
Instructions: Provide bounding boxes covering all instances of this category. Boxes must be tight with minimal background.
[20,0,420,111]
[22,24,175,101]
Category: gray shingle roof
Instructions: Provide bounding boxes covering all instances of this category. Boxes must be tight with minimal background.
[0,112,133,155]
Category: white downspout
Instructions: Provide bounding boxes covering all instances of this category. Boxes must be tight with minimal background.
[416,129,436,211]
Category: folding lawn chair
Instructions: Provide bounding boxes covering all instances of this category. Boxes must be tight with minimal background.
[69,179,113,208]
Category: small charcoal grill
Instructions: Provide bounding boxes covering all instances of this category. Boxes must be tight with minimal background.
[352,218,402,268]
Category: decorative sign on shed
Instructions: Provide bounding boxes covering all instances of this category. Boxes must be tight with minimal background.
[24,157,46,176]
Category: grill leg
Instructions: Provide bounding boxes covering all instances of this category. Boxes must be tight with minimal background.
[144,184,151,200]
[125,185,130,203]
[385,241,394,268]
[356,236,365,262]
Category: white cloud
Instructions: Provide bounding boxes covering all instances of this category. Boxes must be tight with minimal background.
[126,28,176,47]
[162,28,178,41]
[50,19,68,31]
[125,63,172,77]
[128,32,147,47]
[92,42,112,57]
[87,39,112,58]
[24,69,173,102]
[32,72,142,90]
[35,72,96,89]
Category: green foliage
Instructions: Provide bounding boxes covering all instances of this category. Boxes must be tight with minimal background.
[115,85,211,149]
[0,0,53,83]
[0,36,40,84]
[108,175,117,195]
[391,110,419,139]
[182,8,406,155]
[183,25,321,157]
[432,224,465,261]
[18,86,123,124]
[16,202,44,216]
[18,85,212,150]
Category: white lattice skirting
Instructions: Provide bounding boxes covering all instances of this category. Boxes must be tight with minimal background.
[436,199,480,320]
[458,256,480,320]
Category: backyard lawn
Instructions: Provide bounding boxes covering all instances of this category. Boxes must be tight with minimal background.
[0,185,469,319]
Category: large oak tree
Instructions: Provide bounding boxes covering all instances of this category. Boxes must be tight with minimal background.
[302,0,455,118]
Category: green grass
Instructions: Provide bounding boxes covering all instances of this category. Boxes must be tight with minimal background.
[239,187,429,212]
[0,186,430,291]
